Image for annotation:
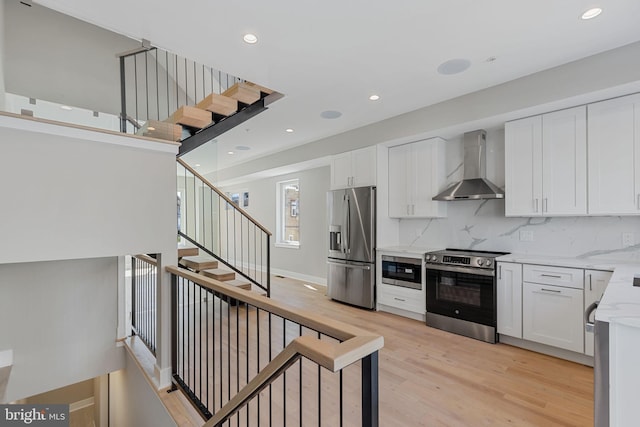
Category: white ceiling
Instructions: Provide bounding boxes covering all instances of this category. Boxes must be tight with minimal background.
[36,0,640,175]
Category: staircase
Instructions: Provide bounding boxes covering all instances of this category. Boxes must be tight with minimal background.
[120,44,276,297]
[118,45,282,156]
[177,249,252,292]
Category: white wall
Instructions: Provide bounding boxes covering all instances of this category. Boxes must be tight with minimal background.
[397,129,640,261]
[0,0,6,110]
[0,116,178,264]
[0,257,124,402]
[220,166,330,284]
[4,1,138,115]
[109,352,177,427]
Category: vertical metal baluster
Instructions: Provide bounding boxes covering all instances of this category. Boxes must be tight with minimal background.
[155,50,159,120]
[184,171,188,239]
[206,288,210,412]
[283,317,287,427]
[145,51,149,121]
[219,295,223,411]
[192,172,196,241]
[269,313,272,426]
[241,216,244,275]
[184,57,188,107]
[210,66,214,95]
[131,257,136,337]
[246,303,250,426]
[317,331,321,426]
[193,60,197,104]
[212,290,217,413]
[181,278,185,381]
[236,295,240,427]
[299,325,303,427]
[171,274,178,393]
[257,307,261,426]
[199,285,202,404]
[202,64,206,100]
[339,370,344,427]
[227,295,231,423]
[166,51,170,120]
[175,54,179,111]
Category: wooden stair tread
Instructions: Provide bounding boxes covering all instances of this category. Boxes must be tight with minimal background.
[224,279,251,290]
[222,82,261,105]
[139,120,182,141]
[179,255,218,271]
[196,93,238,117]
[167,105,212,129]
[244,81,274,95]
[177,245,199,258]
[200,268,235,281]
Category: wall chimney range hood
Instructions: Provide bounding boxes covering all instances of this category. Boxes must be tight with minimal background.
[432,130,504,201]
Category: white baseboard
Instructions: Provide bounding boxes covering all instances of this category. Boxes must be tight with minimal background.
[377,304,425,322]
[271,268,326,286]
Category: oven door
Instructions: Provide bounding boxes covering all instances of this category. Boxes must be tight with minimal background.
[426,264,495,327]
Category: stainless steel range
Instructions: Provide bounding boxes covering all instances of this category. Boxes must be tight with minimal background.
[425,248,508,343]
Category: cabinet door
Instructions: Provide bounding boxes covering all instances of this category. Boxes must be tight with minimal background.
[584,270,612,356]
[351,146,377,187]
[388,144,411,217]
[497,262,523,338]
[541,106,587,215]
[331,152,353,189]
[588,93,640,215]
[523,282,584,353]
[413,138,446,218]
[505,116,543,216]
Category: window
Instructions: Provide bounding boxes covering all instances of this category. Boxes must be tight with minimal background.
[276,179,300,248]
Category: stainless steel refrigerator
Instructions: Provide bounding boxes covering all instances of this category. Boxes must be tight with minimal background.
[327,186,376,309]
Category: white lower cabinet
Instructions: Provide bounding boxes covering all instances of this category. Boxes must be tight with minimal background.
[584,270,612,357]
[522,282,584,353]
[377,283,424,314]
[497,262,523,338]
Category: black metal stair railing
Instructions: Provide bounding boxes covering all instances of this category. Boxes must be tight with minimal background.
[177,158,271,297]
[168,267,381,426]
[131,254,158,356]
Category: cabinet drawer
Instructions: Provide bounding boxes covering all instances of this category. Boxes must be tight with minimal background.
[378,283,424,313]
[523,264,583,289]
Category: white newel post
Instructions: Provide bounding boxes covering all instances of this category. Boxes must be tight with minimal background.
[155,251,176,389]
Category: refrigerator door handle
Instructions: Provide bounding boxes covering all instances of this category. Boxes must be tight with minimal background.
[327,260,371,270]
[345,195,351,254]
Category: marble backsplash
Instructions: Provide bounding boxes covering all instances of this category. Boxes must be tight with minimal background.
[398,128,640,261]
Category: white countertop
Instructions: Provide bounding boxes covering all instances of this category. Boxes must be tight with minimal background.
[596,266,640,323]
[495,252,640,324]
[377,246,443,256]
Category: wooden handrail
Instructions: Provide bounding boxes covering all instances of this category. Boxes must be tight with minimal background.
[133,254,158,266]
[167,266,382,342]
[167,266,383,426]
[176,158,271,236]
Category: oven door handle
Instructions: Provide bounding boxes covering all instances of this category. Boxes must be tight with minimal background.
[425,264,496,277]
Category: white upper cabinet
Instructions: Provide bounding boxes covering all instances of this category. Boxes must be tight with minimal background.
[330,146,377,189]
[505,106,587,216]
[587,93,640,215]
[388,138,446,218]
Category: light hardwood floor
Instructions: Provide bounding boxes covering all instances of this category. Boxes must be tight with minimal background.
[162,275,594,426]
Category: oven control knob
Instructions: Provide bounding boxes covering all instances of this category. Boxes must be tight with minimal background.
[476,258,484,266]
[485,260,492,267]
[425,255,431,261]
[431,256,438,262]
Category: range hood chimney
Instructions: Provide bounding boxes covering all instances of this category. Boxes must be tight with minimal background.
[432,130,504,201]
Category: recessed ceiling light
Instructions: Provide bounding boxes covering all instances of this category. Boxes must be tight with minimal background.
[320,110,342,119]
[235,145,251,150]
[227,151,234,155]
[243,33,258,44]
[581,7,602,20]
[437,58,471,75]
[194,163,201,167]
[60,105,73,111]
[285,128,294,133]
[485,56,497,63]
[369,95,380,101]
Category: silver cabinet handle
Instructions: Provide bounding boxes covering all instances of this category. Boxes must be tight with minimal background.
[541,288,561,293]
[589,274,592,291]
[406,205,410,215]
[534,199,539,213]
[543,198,548,213]
[541,274,562,278]
[411,204,415,215]
[498,265,502,280]
[585,301,598,333]
[637,194,640,210]
[394,297,406,302]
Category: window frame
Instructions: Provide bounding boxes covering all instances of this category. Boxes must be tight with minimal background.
[275,178,300,249]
